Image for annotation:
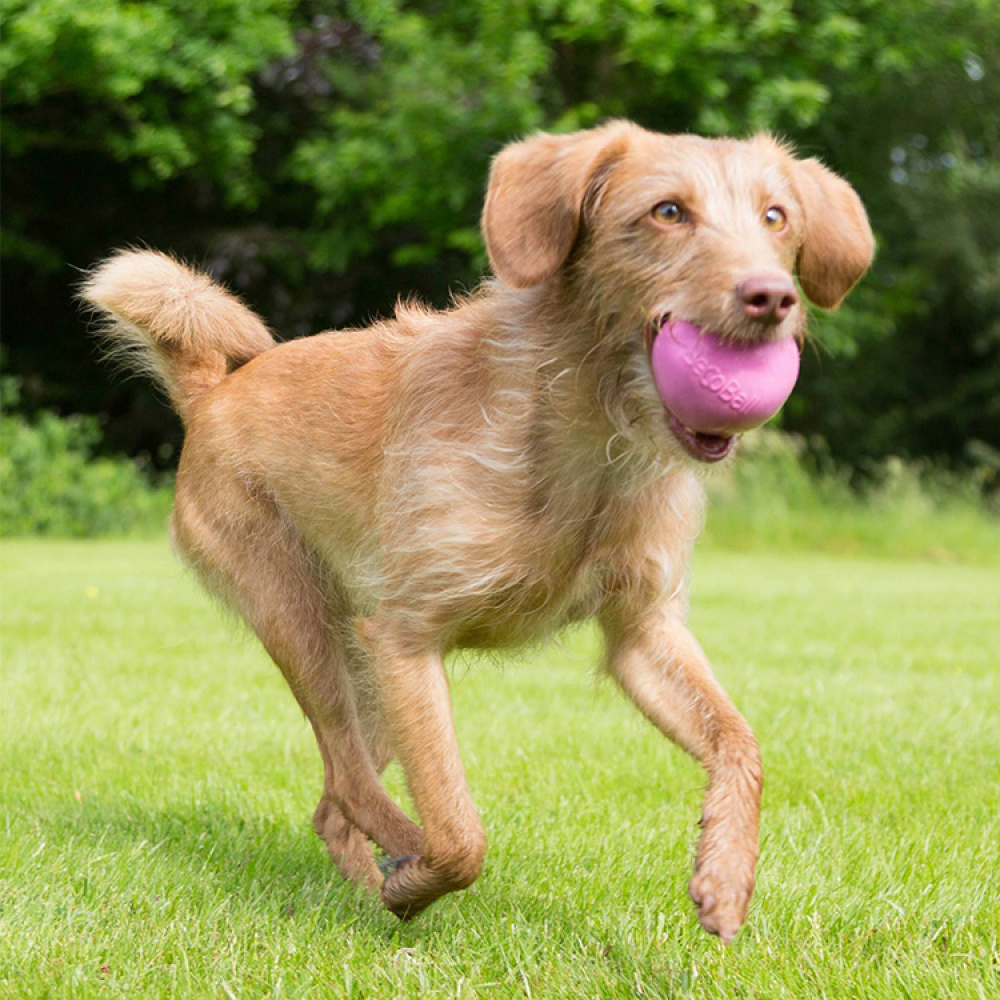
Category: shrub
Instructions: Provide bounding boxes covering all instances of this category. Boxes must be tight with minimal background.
[0,405,172,537]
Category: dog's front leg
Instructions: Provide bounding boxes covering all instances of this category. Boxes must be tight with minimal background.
[602,602,762,943]
[359,620,487,918]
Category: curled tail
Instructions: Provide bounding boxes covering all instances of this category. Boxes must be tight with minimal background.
[80,249,275,423]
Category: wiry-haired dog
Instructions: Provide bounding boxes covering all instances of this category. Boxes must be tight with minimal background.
[82,121,873,942]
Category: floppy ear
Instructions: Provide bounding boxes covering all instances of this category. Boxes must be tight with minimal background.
[791,157,875,309]
[482,123,634,288]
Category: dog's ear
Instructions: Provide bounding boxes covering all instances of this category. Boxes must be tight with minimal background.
[791,157,875,309]
[482,124,634,288]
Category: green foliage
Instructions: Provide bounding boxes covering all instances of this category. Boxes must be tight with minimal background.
[1,0,296,207]
[2,0,998,470]
[290,5,548,272]
[0,401,173,538]
[283,0,943,273]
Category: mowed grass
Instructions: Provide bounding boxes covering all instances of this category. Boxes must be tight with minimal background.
[1,539,998,999]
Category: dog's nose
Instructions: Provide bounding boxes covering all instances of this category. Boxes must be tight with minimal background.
[738,274,799,325]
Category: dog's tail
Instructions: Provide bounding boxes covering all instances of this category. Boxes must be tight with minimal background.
[80,249,276,424]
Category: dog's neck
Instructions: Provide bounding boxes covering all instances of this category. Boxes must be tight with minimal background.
[478,278,672,498]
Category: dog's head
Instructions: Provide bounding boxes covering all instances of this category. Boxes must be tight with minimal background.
[482,121,874,464]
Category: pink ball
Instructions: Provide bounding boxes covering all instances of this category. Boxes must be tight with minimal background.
[650,319,800,434]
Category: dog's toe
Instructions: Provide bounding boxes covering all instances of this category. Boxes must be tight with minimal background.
[689,868,752,944]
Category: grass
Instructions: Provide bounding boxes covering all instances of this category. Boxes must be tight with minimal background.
[1,538,998,998]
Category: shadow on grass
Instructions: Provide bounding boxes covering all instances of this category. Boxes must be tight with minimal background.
[31,792,405,931]
[20,792,717,996]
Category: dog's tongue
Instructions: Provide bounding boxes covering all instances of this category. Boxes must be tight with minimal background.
[650,319,800,435]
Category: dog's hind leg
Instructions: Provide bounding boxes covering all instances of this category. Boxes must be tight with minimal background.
[313,619,405,888]
[171,478,423,888]
[358,621,488,919]
[312,779,382,889]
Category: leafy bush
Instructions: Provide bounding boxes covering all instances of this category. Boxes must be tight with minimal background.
[3,0,998,471]
[0,405,173,537]
[0,0,296,207]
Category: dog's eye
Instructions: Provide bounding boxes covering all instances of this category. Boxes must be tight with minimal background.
[763,206,787,231]
[652,201,684,226]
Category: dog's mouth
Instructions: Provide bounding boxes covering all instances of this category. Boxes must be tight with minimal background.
[644,315,736,464]
[665,415,735,463]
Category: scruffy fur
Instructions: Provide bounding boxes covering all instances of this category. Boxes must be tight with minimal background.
[81,121,873,942]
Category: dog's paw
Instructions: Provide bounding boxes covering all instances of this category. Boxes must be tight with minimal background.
[380,855,436,920]
[688,862,754,944]
[313,797,383,891]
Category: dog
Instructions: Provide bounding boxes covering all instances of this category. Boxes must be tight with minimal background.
[81,120,873,943]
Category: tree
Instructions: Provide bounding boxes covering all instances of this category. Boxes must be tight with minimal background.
[3,0,997,470]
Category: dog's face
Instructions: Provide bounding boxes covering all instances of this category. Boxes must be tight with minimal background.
[483,122,874,464]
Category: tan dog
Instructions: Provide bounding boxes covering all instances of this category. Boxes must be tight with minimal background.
[82,121,873,942]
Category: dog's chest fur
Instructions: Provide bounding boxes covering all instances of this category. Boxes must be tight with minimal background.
[384,452,699,650]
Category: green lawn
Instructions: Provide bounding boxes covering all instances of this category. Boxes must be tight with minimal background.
[1,539,998,999]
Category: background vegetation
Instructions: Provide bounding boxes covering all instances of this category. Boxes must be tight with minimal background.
[2,0,999,484]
